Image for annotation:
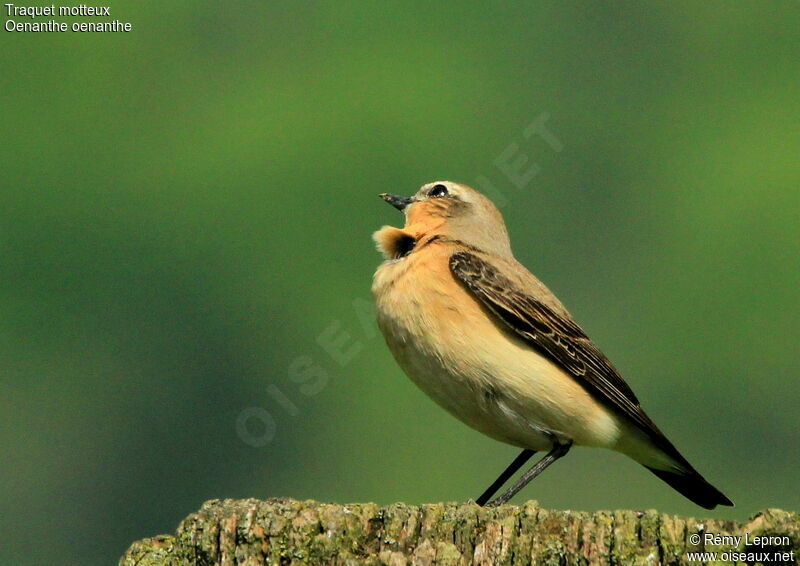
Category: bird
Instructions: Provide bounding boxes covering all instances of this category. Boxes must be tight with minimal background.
[371,181,733,509]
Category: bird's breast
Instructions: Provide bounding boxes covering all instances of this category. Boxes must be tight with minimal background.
[372,249,482,361]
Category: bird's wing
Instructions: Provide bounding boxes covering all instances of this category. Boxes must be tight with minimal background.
[450,251,684,463]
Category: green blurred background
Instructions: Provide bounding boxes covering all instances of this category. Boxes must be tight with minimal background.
[3,2,799,564]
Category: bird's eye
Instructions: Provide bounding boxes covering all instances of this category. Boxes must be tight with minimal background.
[428,184,448,198]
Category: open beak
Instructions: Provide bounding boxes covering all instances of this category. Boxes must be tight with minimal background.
[379,193,414,211]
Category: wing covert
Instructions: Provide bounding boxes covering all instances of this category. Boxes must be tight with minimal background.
[449,251,682,460]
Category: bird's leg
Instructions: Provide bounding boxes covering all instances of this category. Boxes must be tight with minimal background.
[485,440,573,507]
[475,449,536,506]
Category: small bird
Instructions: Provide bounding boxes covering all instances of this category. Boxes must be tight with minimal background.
[371,181,733,509]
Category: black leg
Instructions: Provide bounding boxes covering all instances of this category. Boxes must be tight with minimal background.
[475,449,536,506]
[485,441,573,507]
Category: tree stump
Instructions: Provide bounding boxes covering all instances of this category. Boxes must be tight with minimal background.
[120,498,798,565]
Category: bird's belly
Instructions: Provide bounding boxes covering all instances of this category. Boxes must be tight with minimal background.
[385,334,558,451]
[374,266,621,451]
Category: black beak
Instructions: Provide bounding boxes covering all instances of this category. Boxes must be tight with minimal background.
[379,193,414,211]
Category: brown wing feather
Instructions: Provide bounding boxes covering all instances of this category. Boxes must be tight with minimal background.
[450,251,687,465]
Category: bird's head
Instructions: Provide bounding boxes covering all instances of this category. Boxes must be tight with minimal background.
[374,181,512,259]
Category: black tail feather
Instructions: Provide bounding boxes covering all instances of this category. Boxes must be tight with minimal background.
[646,467,734,510]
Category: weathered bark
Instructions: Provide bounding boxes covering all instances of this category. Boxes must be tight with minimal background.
[120,499,798,565]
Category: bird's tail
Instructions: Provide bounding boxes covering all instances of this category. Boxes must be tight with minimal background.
[645,466,733,510]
